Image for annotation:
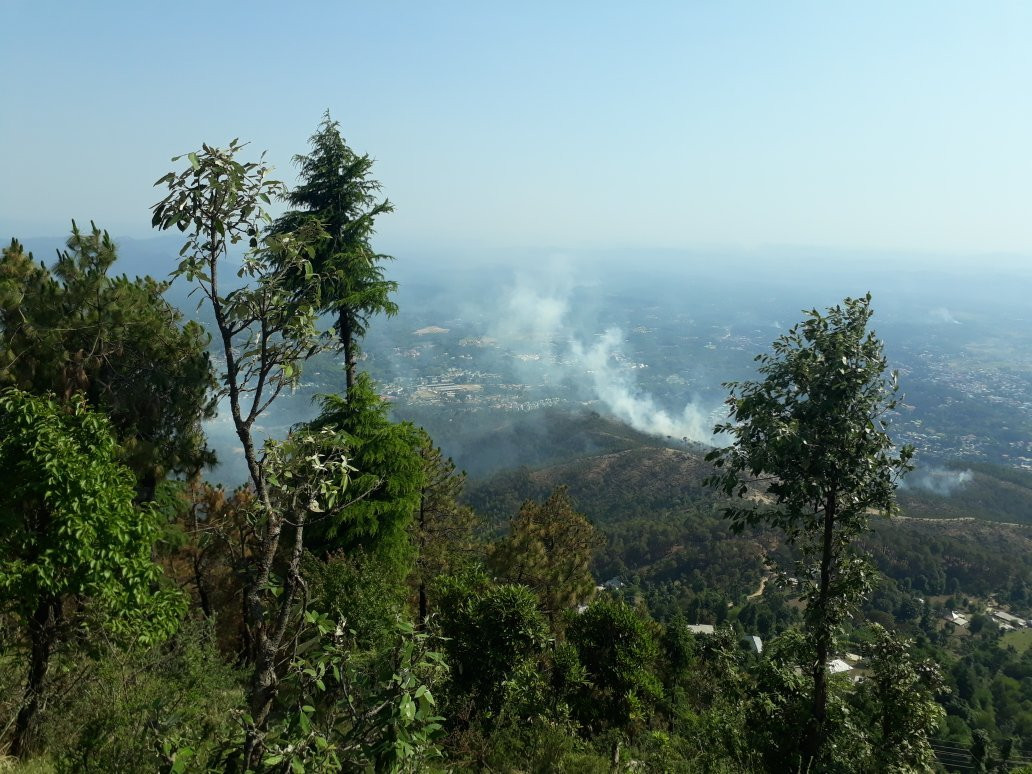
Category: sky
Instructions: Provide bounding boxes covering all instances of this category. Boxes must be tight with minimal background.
[3,2,1032,259]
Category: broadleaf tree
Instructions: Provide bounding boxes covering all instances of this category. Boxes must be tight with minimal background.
[152,140,357,767]
[852,624,946,772]
[0,388,184,756]
[704,293,913,771]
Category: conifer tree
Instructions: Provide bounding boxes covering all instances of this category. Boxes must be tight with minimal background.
[306,373,425,576]
[490,487,604,618]
[0,226,215,495]
[412,432,480,626]
[272,113,397,392]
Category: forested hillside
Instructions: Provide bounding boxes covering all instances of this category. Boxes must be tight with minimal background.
[3,123,1032,774]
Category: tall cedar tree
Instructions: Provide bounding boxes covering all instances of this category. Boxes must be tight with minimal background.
[307,373,425,577]
[0,227,215,496]
[705,294,913,772]
[272,113,396,393]
[0,389,184,755]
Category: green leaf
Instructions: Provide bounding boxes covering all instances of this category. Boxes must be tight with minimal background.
[400,694,416,722]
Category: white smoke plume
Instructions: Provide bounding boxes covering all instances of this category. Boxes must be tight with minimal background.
[570,328,714,442]
[930,307,962,325]
[903,466,974,496]
[495,268,573,346]
[492,263,720,445]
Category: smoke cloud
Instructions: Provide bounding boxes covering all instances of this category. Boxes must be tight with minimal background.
[570,329,714,441]
[930,307,962,325]
[491,263,721,445]
[903,466,974,496]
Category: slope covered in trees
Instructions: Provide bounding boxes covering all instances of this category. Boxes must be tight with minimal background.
[4,121,1032,773]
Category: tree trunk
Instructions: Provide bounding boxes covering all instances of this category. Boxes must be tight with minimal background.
[418,580,429,629]
[339,309,355,394]
[802,491,837,772]
[136,468,159,505]
[242,515,309,770]
[192,550,213,619]
[417,488,429,629]
[10,597,61,757]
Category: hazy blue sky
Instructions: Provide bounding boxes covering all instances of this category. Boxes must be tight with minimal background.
[3,2,1032,257]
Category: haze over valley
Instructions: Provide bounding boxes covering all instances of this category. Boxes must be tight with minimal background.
[7,3,1032,770]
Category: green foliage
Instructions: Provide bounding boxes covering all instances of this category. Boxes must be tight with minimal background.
[307,374,424,575]
[467,447,767,611]
[250,613,446,773]
[152,139,330,448]
[707,293,912,575]
[0,388,184,755]
[744,628,814,770]
[0,227,216,486]
[477,719,594,774]
[153,138,349,765]
[411,431,481,623]
[0,388,184,639]
[434,569,550,722]
[565,597,663,733]
[262,426,356,526]
[272,112,397,390]
[303,550,406,652]
[489,486,605,618]
[40,619,241,774]
[706,294,913,766]
[851,624,946,773]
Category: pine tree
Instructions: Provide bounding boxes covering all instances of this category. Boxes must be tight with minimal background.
[411,432,481,626]
[0,225,215,495]
[490,487,605,618]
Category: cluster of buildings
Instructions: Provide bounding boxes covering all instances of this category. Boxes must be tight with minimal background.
[943,606,1029,632]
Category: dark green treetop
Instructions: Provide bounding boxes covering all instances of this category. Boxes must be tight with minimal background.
[412,431,481,625]
[307,373,425,576]
[273,112,397,392]
[566,597,663,733]
[489,486,605,619]
[434,568,550,720]
[0,225,216,490]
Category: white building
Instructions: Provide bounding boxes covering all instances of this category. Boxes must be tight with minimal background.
[686,624,715,635]
[990,609,1027,628]
[828,659,853,675]
[943,610,970,627]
